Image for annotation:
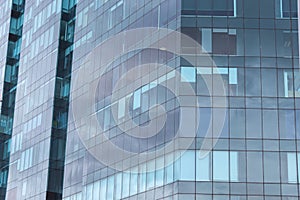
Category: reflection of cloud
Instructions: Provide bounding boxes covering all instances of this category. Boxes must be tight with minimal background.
[71,28,227,172]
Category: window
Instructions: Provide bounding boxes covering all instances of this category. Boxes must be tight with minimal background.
[212,29,237,55]
[202,29,212,53]
[4,64,18,83]
[278,70,294,98]
[247,152,263,182]
[65,20,75,42]
[165,154,174,184]
[213,151,229,181]
[155,168,164,187]
[183,26,240,54]
[182,0,236,17]
[62,0,76,12]
[93,181,100,200]
[95,0,104,9]
[139,166,146,192]
[55,77,70,99]
[107,176,114,200]
[133,89,141,110]
[294,71,300,97]
[196,67,238,96]
[115,173,122,199]
[196,152,211,181]
[122,173,130,198]
[287,153,297,183]
[263,152,280,182]
[53,110,68,129]
[181,67,196,82]
[180,151,195,180]
[279,0,298,18]
[108,0,124,29]
[230,152,238,181]
[100,179,107,200]
[118,97,126,119]
[130,172,138,195]
[262,69,277,97]
[10,17,23,35]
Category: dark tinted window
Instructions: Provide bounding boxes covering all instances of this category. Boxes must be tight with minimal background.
[282,0,298,18]
[182,0,235,16]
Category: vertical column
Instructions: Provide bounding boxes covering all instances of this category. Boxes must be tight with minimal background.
[0,0,25,199]
[46,0,77,199]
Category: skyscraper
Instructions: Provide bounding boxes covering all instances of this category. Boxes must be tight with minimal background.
[0,0,299,200]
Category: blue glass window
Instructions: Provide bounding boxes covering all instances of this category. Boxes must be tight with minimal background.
[196,152,211,181]
[100,179,107,199]
[181,67,196,82]
[180,151,195,180]
[213,151,229,181]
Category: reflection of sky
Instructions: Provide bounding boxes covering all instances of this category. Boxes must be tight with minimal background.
[96,83,180,153]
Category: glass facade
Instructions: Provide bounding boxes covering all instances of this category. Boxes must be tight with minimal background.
[5,0,64,199]
[0,0,299,199]
[0,0,25,199]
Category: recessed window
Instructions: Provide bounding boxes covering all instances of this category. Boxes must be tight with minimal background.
[279,0,298,18]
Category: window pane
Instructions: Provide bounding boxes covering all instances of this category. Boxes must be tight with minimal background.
[100,179,107,200]
[245,68,261,96]
[139,165,146,192]
[197,0,234,16]
[264,152,280,182]
[213,151,229,181]
[247,152,263,182]
[122,173,130,198]
[279,110,295,139]
[196,152,211,181]
[260,30,276,57]
[262,110,279,139]
[130,172,138,195]
[202,28,212,53]
[115,173,122,199]
[180,150,195,180]
[107,176,114,200]
[282,0,298,18]
[230,152,238,181]
[246,109,262,138]
[133,89,141,109]
[182,0,196,10]
[260,0,275,18]
[230,109,245,138]
[212,32,237,55]
[244,0,259,18]
[262,68,277,97]
[93,181,100,200]
[287,153,297,183]
[245,30,260,56]
[181,67,196,82]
